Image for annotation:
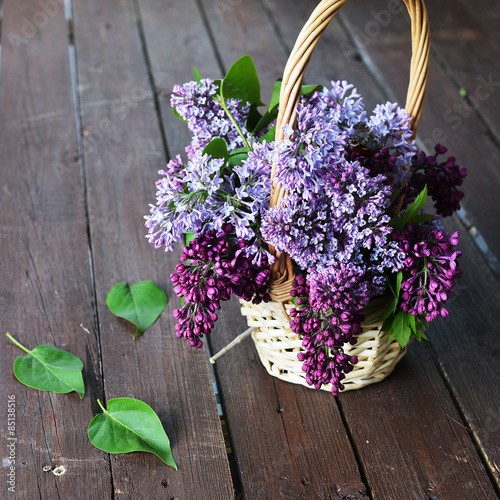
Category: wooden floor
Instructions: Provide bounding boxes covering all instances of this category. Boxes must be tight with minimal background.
[1,0,499,498]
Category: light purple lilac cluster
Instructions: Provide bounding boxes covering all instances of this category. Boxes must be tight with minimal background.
[261,82,411,298]
[145,143,273,265]
[171,78,250,160]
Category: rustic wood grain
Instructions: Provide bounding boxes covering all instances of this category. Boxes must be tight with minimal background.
[211,301,369,500]
[0,1,112,498]
[2,0,500,498]
[431,214,500,486]
[71,0,234,498]
[458,0,500,49]
[198,0,286,104]
[423,0,500,140]
[307,0,500,492]
[335,5,500,483]
[340,339,498,499]
[134,0,220,163]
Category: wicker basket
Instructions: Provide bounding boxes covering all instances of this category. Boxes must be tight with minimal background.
[239,0,430,392]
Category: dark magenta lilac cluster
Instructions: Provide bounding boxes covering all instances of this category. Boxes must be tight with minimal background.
[145,70,466,395]
[404,143,467,217]
[290,275,361,396]
[392,222,462,322]
[170,224,270,348]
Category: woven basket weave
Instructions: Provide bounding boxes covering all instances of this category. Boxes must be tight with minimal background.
[240,0,430,392]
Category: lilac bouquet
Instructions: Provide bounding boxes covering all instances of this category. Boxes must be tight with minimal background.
[145,57,466,395]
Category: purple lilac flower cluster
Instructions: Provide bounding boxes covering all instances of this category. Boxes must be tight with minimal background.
[392,222,461,322]
[171,224,271,348]
[289,275,361,396]
[404,144,467,217]
[261,83,410,303]
[171,78,250,160]
[145,143,273,264]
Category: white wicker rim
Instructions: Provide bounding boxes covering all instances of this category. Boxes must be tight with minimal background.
[240,298,406,392]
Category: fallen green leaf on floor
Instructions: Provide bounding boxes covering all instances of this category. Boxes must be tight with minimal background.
[6,332,85,398]
[88,398,177,469]
[106,281,167,338]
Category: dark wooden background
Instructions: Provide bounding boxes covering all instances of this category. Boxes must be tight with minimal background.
[1,0,499,498]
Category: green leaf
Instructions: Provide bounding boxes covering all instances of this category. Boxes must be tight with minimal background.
[389,311,413,348]
[381,314,393,332]
[246,103,264,132]
[269,79,282,110]
[408,313,417,334]
[192,67,202,84]
[106,281,167,338]
[88,398,177,469]
[382,271,403,319]
[390,182,406,204]
[172,107,187,123]
[261,125,276,143]
[251,107,278,135]
[381,297,398,320]
[409,213,435,224]
[185,231,195,246]
[202,138,229,161]
[391,186,428,230]
[6,333,85,398]
[253,79,283,133]
[414,321,429,342]
[228,147,249,167]
[301,83,322,96]
[221,55,264,106]
[395,271,403,296]
[268,80,320,110]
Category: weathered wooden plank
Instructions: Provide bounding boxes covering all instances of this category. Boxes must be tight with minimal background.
[424,0,500,155]
[458,0,500,49]
[211,302,369,499]
[337,1,500,467]
[341,339,498,499]
[71,0,234,498]
[430,214,500,486]
[134,0,220,161]
[198,0,286,104]
[308,0,500,491]
[135,2,367,496]
[0,1,112,498]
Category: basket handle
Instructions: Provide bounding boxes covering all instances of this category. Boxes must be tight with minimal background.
[267,0,430,302]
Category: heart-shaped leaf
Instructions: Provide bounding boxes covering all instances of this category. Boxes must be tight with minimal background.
[221,55,264,106]
[106,281,167,338]
[202,137,229,161]
[88,398,177,469]
[6,333,85,398]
